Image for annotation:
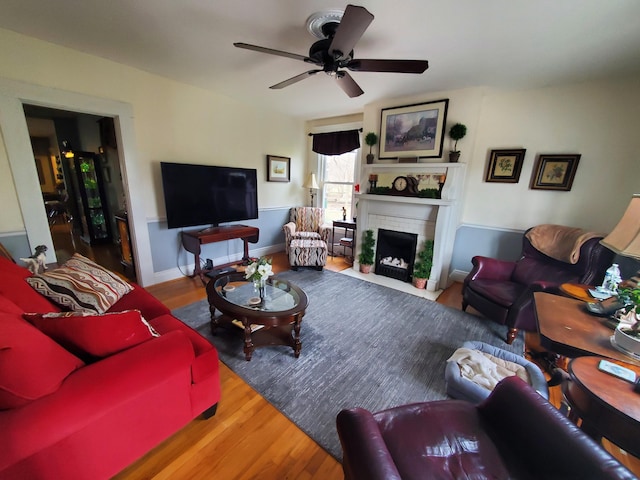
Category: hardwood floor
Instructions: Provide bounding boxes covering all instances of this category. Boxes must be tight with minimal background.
[113,252,640,479]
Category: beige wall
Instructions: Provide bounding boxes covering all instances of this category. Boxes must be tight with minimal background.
[467,77,640,233]
[3,26,639,280]
[359,77,640,236]
[0,27,306,229]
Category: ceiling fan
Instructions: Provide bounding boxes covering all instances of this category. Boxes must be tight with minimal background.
[234,4,429,98]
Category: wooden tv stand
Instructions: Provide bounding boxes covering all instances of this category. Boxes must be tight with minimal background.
[181,225,260,282]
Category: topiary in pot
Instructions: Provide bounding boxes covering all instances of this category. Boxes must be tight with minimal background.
[364,132,378,164]
[448,123,467,162]
[412,240,433,289]
[358,229,375,273]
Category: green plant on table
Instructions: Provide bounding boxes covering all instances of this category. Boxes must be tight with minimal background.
[417,188,440,199]
[369,186,391,195]
[616,285,640,337]
[413,240,434,279]
[358,229,375,266]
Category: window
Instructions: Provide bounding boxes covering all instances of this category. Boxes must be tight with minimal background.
[320,149,359,222]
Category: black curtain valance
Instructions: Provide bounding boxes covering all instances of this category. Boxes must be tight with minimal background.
[309,129,361,155]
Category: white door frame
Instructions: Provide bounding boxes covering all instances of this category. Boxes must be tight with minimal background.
[0,78,154,286]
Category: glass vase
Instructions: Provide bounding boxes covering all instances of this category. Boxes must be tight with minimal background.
[253,278,266,301]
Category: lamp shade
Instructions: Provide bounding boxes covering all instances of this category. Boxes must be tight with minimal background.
[600,194,640,259]
[303,173,319,190]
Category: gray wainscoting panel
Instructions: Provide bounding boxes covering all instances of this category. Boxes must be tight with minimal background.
[148,208,290,273]
[451,225,525,273]
[0,232,32,260]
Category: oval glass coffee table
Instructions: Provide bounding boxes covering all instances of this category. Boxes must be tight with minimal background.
[205,272,308,361]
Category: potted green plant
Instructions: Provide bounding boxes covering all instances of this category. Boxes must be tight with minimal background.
[358,229,375,274]
[448,123,467,163]
[412,240,434,289]
[364,132,378,164]
[613,285,640,355]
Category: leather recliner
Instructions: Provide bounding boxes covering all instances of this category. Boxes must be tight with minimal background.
[461,227,613,344]
[336,377,635,480]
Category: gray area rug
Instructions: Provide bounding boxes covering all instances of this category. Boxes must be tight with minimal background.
[173,269,524,460]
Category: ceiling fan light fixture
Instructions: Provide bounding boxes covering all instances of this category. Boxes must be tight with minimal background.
[306,9,344,38]
[237,4,428,98]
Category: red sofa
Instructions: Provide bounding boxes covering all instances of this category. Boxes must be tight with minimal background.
[0,256,220,480]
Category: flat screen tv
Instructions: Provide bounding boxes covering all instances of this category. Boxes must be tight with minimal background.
[160,162,258,229]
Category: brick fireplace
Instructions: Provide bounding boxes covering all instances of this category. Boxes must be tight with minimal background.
[354,163,466,291]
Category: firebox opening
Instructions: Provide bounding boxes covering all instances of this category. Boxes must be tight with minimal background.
[375,229,419,283]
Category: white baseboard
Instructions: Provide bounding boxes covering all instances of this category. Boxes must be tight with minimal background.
[449,269,469,284]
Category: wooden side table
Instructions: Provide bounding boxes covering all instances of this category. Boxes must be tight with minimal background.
[559,283,598,302]
[331,220,356,258]
[181,225,259,282]
[534,292,640,366]
[563,356,640,457]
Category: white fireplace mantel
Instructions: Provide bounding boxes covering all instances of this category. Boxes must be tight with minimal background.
[355,162,466,291]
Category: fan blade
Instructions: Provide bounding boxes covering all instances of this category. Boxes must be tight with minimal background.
[347,59,429,74]
[234,42,310,63]
[336,71,364,98]
[329,5,374,60]
[269,70,322,89]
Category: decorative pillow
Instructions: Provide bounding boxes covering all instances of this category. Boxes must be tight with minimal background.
[0,312,84,409]
[23,310,159,359]
[25,253,133,314]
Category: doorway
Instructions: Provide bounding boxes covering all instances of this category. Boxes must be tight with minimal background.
[23,105,136,282]
[0,78,156,285]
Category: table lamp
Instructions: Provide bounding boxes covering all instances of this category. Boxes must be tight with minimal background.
[600,194,640,287]
[303,173,319,207]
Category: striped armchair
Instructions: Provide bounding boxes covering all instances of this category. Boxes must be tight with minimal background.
[283,207,330,255]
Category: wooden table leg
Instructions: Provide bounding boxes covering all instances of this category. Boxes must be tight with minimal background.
[243,323,254,361]
[209,306,219,334]
[579,420,604,444]
[242,238,251,264]
[293,320,302,358]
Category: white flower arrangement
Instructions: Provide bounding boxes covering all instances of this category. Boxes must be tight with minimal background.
[244,257,274,282]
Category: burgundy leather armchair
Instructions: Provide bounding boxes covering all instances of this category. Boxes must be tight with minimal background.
[336,377,635,480]
[461,228,613,344]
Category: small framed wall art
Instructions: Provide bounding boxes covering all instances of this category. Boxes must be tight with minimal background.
[266,155,290,182]
[530,154,581,191]
[485,149,526,183]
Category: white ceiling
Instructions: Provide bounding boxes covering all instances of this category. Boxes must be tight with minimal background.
[1,0,639,120]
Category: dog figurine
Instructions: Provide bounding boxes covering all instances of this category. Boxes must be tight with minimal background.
[20,245,48,274]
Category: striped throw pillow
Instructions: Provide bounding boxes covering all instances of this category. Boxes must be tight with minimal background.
[26,254,133,314]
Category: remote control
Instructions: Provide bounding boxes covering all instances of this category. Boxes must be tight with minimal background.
[598,360,637,383]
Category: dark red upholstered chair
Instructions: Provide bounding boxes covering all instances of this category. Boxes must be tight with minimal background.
[336,377,636,480]
[461,227,613,344]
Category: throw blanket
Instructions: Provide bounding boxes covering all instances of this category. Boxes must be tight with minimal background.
[447,348,530,391]
[525,224,600,264]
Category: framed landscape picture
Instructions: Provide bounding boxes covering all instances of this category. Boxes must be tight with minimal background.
[485,149,526,183]
[379,99,449,159]
[530,154,581,191]
[266,155,290,182]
